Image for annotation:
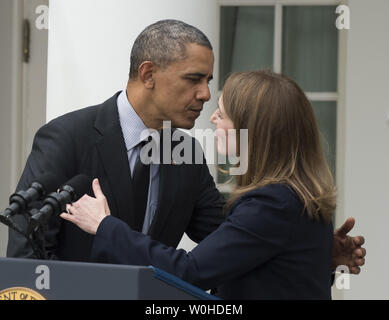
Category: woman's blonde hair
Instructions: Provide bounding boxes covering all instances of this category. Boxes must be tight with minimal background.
[223,70,336,224]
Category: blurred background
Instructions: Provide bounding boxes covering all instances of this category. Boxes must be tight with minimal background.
[0,0,388,299]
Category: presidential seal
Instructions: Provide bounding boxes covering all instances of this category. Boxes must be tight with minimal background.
[0,287,46,300]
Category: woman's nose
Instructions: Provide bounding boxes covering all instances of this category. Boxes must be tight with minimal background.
[210,110,217,124]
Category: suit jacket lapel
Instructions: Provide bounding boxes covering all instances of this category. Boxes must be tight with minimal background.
[94,92,136,228]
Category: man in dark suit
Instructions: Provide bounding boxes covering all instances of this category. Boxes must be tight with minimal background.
[7,20,365,274]
[7,19,224,261]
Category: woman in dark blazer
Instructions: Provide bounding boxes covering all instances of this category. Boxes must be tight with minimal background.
[61,70,336,299]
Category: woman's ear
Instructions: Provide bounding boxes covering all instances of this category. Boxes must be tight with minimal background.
[138,61,155,89]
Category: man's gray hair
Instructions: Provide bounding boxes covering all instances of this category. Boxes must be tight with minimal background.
[129,19,213,79]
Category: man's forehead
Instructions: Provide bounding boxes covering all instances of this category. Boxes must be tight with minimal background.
[165,44,214,76]
[181,44,214,64]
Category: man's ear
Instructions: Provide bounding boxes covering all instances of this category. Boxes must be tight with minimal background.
[138,61,155,89]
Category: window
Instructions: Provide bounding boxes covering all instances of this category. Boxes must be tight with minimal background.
[217,1,340,188]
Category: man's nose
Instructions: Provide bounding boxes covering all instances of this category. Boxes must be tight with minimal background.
[197,82,211,102]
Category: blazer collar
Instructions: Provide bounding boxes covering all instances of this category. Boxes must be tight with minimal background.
[94,92,136,228]
[93,91,122,135]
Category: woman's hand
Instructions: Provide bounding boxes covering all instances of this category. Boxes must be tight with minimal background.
[60,178,110,235]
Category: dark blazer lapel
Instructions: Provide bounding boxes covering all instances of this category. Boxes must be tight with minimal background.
[94,92,136,228]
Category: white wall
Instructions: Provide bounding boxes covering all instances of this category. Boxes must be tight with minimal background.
[47,0,220,251]
[342,0,389,299]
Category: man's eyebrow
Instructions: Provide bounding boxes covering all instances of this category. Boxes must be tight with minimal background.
[185,73,214,81]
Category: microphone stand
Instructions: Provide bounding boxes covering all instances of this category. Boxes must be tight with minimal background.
[0,208,49,260]
[25,208,49,260]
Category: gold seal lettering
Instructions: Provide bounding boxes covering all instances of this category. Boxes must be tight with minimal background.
[0,287,46,300]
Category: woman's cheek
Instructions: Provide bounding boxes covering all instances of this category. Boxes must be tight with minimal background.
[215,128,228,155]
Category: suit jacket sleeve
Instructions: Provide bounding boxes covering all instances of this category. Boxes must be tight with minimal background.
[6,120,77,259]
[90,188,295,290]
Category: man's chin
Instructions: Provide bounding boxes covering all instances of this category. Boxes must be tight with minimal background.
[172,120,196,130]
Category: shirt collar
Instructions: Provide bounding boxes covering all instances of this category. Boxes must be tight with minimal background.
[117,89,148,151]
[117,89,160,152]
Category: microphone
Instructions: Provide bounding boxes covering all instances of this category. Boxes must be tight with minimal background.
[28,174,91,233]
[0,172,58,222]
